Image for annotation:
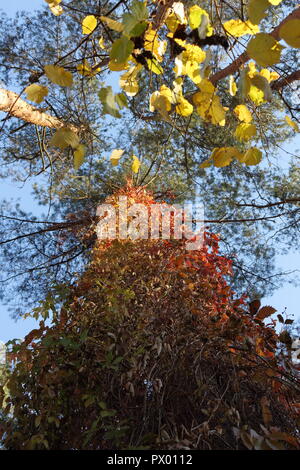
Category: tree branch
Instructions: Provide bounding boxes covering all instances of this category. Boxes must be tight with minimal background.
[237,199,300,209]
[210,7,300,85]
[0,88,78,132]
[272,70,300,90]
[0,216,93,246]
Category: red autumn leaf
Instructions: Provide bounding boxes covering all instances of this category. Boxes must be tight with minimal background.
[255,306,276,321]
[249,299,261,316]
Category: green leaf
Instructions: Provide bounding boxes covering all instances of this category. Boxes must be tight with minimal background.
[248,0,269,25]
[131,0,148,22]
[122,0,148,36]
[100,409,116,418]
[110,36,134,64]
[247,33,283,67]
[84,396,96,407]
[129,21,148,37]
[35,416,42,427]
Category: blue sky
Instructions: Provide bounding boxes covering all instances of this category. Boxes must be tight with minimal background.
[3,0,43,16]
[0,0,299,343]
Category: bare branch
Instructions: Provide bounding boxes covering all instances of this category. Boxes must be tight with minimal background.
[272,70,300,90]
[237,199,300,209]
[0,216,93,246]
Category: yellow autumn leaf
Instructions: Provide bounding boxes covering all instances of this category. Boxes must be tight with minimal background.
[149,87,172,119]
[149,93,162,113]
[144,28,166,62]
[193,95,210,115]
[223,19,259,37]
[110,149,124,166]
[109,60,129,72]
[234,123,257,142]
[193,80,214,109]
[183,44,206,63]
[188,5,208,30]
[279,19,300,48]
[212,147,242,167]
[98,36,106,49]
[250,74,273,103]
[188,5,213,36]
[99,16,124,33]
[239,147,262,165]
[175,96,193,116]
[259,69,271,82]
[173,77,183,92]
[285,116,300,132]
[234,104,253,123]
[229,76,237,96]
[248,61,257,78]
[174,54,185,77]
[248,83,265,106]
[44,0,61,4]
[44,65,73,87]
[268,0,283,4]
[25,84,48,104]
[195,78,215,97]
[247,33,283,67]
[193,79,226,126]
[73,144,86,170]
[77,61,92,77]
[120,65,141,97]
[160,85,177,105]
[49,128,79,150]
[165,13,180,32]
[131,155,141,174]
[146,58,163,74]
[269,71,280,82]
[200,159,213,169]
[48,2,63,16]
[208,96,226,126]
[259,68,279,82]
[82,15,97,34]
[181,44,206,84]
[185,61,202,84]
[120,79,138,96]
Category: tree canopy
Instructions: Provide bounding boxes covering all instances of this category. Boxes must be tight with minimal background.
[0,1,299,309]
